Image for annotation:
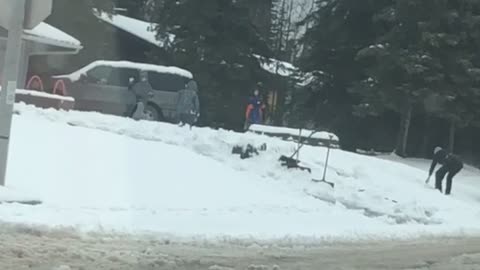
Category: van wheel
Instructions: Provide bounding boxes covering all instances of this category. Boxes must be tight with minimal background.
[144,104,163,122]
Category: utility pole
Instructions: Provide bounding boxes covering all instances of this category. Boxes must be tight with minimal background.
[0,0,52,186]
[0,0,26,186]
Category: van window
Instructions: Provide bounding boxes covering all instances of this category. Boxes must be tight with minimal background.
[108,68,139,87]
[86,65,112,83]
[148,71,186,92]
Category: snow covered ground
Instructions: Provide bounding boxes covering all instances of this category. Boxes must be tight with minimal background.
[381,154,480,211]
[0,103,480,244]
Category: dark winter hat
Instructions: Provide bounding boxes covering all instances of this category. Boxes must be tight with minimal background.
[186,80,198,91]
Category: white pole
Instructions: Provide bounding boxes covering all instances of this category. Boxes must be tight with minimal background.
[0,0,26,186]
[297,128,302,160]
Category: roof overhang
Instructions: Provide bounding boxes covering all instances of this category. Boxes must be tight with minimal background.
[94,10,173,48]
[0,22,82,55]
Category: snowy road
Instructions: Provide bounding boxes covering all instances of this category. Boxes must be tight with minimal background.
[2,225,480,270]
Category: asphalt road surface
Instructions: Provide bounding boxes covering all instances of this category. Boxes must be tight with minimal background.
[0,225,479,270]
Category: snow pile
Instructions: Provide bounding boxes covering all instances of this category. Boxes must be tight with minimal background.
[54,60,193,82]
[16,89,75,102]
[1,104,480,242]
[0,88,74,102]
[0,186,41,204]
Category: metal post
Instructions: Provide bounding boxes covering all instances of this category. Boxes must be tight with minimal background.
[296,128,302,160]
[0,0,26,186]
[322,135,334,182]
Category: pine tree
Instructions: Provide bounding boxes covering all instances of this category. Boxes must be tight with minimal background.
[114,0,154,20]
[238,0,273,42]
[422,0,480,152]
[351,0,480,156]
[296,0,390,149]
[150,0,271,129]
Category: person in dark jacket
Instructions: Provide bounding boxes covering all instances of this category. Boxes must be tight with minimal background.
[426,147,463,195]
[130,70,153,120]
[245,89,265,129]
[177,80,200,128]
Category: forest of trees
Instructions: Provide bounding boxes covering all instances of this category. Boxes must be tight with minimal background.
[298,0,480,161]
[41,0,480,163]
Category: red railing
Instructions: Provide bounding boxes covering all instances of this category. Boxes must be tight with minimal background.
[26,75,44,91]
[53,79,66,96]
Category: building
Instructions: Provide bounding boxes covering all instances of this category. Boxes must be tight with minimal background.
[0,22,82,89]
[94,11,170,65]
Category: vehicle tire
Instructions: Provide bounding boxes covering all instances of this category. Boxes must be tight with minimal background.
[144,103,163,122]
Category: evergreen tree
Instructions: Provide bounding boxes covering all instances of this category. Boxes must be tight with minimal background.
[114,0,152,19]
[150,0,271,129]
[352,0,449,157]
[238,0,273,42]
[423,0,480,152]
[294,0,480,157]
[355,0,480,155]
[298,0,390,149]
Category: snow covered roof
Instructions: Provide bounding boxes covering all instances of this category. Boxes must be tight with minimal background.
[94,11,172,48]
[254,54,324,87]
[55,60,193,81]
[254,54,297,77]
[22,23,82,50]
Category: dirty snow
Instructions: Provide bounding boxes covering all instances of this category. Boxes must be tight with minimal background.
[0,104,480,243]
[1,224,479,270]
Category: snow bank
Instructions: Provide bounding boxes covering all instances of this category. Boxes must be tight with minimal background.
[16,89,74,102]
[1,104,480,242]
[0,88,74,102]
[0,186,41,204]
[54,60,193,82]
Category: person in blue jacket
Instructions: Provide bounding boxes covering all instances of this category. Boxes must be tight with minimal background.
[245,89,265,128]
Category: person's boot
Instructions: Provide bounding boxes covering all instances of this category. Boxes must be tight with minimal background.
[445,178,453,195]
[435,177,443,193]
